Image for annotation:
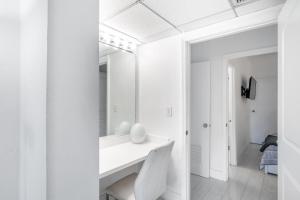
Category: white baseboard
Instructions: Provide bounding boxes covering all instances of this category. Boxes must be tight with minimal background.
[162,187,181,200]
[210,168,227,181]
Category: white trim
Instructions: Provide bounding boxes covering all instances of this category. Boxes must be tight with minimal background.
[227,67,237,166]
[135,50,139,124]
[222,55,229,181]
[182,4,283,43]
[277,2,290,199]
[210,168,227,181]
[223,46,278,60]
[106,56,111,135]
[181,38,191,200]
[181,5,282,199]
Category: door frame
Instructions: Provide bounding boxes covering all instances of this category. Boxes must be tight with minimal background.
[181,6,282,200]
[227,66,237,166]
[223,46,278,176]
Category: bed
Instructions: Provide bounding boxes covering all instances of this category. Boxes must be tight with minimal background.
[259,135,278,175]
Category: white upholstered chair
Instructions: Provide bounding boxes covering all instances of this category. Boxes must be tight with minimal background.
[105,141,174,200]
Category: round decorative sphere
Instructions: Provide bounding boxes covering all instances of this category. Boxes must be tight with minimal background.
[130,123,147,144]
[118,121,131,135]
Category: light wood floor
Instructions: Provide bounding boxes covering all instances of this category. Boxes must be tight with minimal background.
[191,144,277,200]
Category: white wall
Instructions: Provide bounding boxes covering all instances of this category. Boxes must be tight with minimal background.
[138,36,183,200]
[46,0,99,199]
[250,77,277,143]
[0,0,20,199]
[108,52,136,134]
[19,0,48,199]
[248,53,278,143]
[191,25,277,179]
[191,25,278,61]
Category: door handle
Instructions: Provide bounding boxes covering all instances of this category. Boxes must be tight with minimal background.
[203,123,208,128]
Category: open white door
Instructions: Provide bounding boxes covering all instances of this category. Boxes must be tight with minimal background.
[278,1,300,199]
[190,61,210,178]
[227,67,237,166]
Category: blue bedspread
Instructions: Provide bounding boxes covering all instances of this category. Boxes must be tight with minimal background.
[260,145,278,170]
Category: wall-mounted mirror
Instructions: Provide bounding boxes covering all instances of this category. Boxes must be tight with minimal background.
[99,44,136,137]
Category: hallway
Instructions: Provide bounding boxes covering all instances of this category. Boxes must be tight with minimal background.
[191,144,277,200]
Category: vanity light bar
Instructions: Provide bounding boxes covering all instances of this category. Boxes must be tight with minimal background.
[99,24,140,53]
[99,39,134,53]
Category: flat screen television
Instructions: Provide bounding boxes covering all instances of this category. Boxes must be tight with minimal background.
[246,76,256,100]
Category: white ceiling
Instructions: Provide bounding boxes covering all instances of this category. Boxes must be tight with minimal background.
[235,0,285,16]
[99,0,136,22]
[143,0,232,26]
[231,53,278,78]
[105,4,173,41]
[100,0,286,43]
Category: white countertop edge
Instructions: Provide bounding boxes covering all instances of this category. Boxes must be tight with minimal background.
[99,134,171,179]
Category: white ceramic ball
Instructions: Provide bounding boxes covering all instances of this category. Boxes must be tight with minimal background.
[118,121,131,135]
[130,123,147,144]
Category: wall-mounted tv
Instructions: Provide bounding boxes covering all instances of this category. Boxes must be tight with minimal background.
[241,76,257,100]
[246,76,256,100]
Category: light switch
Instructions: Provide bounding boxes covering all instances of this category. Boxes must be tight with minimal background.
[167,107,173,117]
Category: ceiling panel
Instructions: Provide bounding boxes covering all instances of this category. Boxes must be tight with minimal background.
[143,0,233,26]
[99,0,136,22]
[104,4,174,41]
[235,0,286,16]
[178,10,236,32]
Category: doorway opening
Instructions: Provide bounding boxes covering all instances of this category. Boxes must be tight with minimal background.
[187,25,278,200]
[227,50,278,199]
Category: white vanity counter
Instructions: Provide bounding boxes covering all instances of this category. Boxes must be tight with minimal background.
[99,135,170,179]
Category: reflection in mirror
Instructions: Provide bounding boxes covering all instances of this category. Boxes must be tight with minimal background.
[99,43,136,137]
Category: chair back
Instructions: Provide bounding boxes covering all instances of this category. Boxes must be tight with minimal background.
[134,141,174,200]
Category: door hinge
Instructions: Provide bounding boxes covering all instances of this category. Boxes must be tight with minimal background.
[186,130,189,136]
[226,123,228,127]
[228,146,230,151]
